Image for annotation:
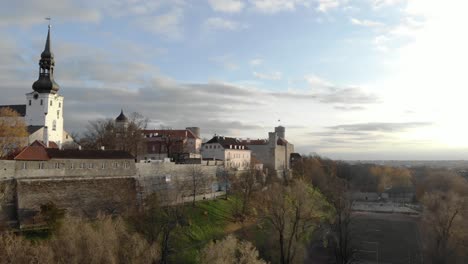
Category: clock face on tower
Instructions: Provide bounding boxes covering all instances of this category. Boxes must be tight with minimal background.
[33,93,39,100]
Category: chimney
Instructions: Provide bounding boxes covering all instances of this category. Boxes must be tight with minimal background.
[43,126,49,148]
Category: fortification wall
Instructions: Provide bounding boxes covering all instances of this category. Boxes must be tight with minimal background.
[136,163,220,199]
[16,177,137,228]
[14,159,136,179]
[0,161,16,179]
[0,160,222,229]
[0,179,17,228]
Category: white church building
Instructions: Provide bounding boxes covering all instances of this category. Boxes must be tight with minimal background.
[0,25,73,148]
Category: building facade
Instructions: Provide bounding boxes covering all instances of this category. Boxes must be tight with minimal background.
[201,136,251,171]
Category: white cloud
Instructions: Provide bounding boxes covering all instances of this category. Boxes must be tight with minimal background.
[253,71,282,80]
[208,0,245,13]
[204,17,246,31]
[249,58,263,66]
[350,17,384,27]
[371,0,404,9]
[316,0,341,13]
[305,75,333,89]
[373,34,390,52]
[0,0,101,27]
[250,0,312,13]
[210,54,239,70]
[136,8,184,39]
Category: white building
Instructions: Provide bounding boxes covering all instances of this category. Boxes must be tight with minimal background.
[201,136,251,171]
[0,25,73,148]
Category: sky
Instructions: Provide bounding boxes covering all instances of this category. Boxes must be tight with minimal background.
[1,0,468,160]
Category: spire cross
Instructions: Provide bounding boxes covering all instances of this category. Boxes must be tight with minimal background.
[45,17,51,28]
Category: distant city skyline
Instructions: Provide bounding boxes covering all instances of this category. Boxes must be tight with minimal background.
[0,0,467,160]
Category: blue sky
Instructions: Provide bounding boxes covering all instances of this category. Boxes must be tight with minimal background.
[1,0,468,160]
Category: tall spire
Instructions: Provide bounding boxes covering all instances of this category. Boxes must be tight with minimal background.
[32,23,60,94]
[42,25,52,58]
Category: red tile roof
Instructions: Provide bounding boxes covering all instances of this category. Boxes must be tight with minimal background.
[15,146,50,161]
[143,129,198,139]
[15,141,134,161]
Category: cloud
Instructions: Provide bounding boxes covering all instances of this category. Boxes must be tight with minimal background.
[305,75,333,89]
[328,122,432,132]
[208,0,245,13]
[250,0,312,13]
[350,17,384,27]
[253,71,282,80]
[334,105,365,111]
[135,8,184,39]
[304,75,379,105]
[210,54,239,70]
[204,17,246,31]
[315,87,379,104]
[249,58,263,66]
[371,0,405,9]
[316,0,342,13]
[0,0,101,27]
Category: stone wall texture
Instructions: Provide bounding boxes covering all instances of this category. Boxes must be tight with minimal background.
[16,177,138,228]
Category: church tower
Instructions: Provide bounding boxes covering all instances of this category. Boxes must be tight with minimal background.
[25,24,64,146]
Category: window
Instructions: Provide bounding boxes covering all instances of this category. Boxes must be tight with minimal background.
[55,163,60,169]
[22,162,27,170]
[57,110,60,119]
[39,162,44,169]
[59,102,61,108]
[50,101,52,106]
[80,163,85,169]
[52,120,56,131]
[88,163,94,169]
[70,163,74,169]
[40,99,43,105]
[28,100,31,106]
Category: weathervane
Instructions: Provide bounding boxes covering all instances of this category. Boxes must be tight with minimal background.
[45,17,51,28]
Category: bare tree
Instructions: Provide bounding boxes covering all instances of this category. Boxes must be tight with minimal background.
[217,166,232,200]
[293,156,356,263]
[324,177,356,264]
[232,168,260,219]
[0,216,159,264]
[200,235,267,264]
[0,107,28,158]
[135,191,186,264]
[186,164,210,206]
[258,180,328,264]
[422,191,467,264]
[79,112,148,157]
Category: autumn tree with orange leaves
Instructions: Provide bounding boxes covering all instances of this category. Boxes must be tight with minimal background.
[0,107,28,159]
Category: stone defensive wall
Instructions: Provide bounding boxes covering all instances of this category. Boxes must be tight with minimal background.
[0,160,222,229]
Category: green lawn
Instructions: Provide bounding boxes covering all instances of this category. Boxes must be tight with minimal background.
[169,197,240,263]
